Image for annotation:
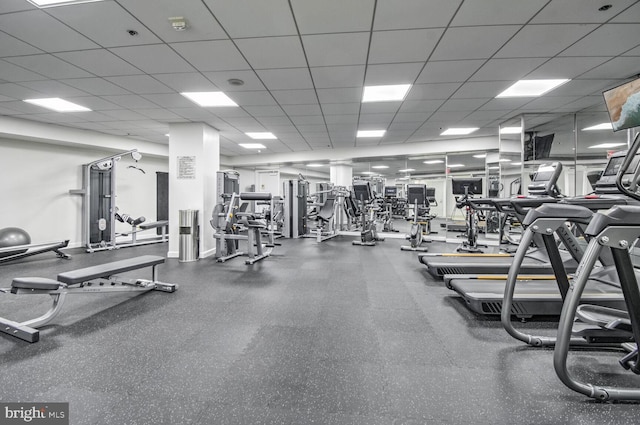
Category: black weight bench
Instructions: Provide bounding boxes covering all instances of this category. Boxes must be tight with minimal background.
[0,255,177,343]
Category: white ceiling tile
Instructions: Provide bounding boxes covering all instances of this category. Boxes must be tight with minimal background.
[0,82,52,100]
[302,33,370,67]
[290,115,325,125]
[358,113,395,125]
[560,24,640,57]
[227,91,276,106]
[0,10,98,52]
[360,103,400,114]
[425,110,469,122]
[297,124,328,132]
[204,0,296,37]
[222,116,263,129]
[152,73,219,92]
[0,0,36,13]
[552,96,603,112]
[532,0,637,23]
[611,0,640,22]
[235,37,307,69]
[439,98,488,111]
[47,1,162,48]
[100,109,150,121]
[18,80,89,97]
[317,87,362,103]
[106,75,173,94]
[256,68,313,90]
[496,24,598,58]
[464,110,509,121]
[452,81,511,99]
[374,0,460,30]
[281,104,321,116]
[171,40,249,72]
[310,66,365,88]
[404,83,462,100]
[550,79,618,97]
[117,0,227,43]
[520,96,581,111]
[321,103,361,115]
[432,26,521,60]
[325,115,358,124]
[479,98,532,111]
[243,105,286,117]
[393,112,429,123]
[624,45,640,56]
[142,93,195,108]
[364,63,424,85]
[133,108,185,120]
[578,57,640,79]
[369,28,444,64]
[101,94,162,109]
[398,100,445,112]
[452,0,547,26]
[0,60,46,82]
[258,117,294,127]
[109,45,195,74]
[6,54,92,79]
[388,122,422,131]
[170,107,217,120]
[291,0,374,34]
[525,57,612,79]
[469,58,549,81]
[271,89,318,104]
[66,96,122,110]
[203,70,266,92]
[54,49,145,77]
[416,60,485,84]
[0,33,42,57]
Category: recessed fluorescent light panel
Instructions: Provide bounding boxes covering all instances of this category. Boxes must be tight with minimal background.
[588,143,626,149]
[398,168,415,172]
[27,0,104,8]
[441,128,479,136]
[239,143,266,149]
[361,171,377,175]
[582,123,613,131]
[371,165,388,169]
[488,166,500,170]
[447,164,465,168]
[181,91,238,107]
[496,79,569,98]
[357,130,386,138]
[423,160,444,164]
[473,153,487,158]
[24,98,91,112]
[246,132,277,139]
[362,85,411,103]
[498,158,511,162]
[307,163,325,167]
[500,126,523,134]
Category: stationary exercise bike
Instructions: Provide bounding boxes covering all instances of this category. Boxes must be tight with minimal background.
[352,181,384,246]
[452,178,486,253]
[401,184,432,252]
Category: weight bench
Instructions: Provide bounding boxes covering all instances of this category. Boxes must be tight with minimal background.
[0,255,177,343]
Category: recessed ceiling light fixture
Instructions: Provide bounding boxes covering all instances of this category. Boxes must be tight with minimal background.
[447,164,465,168]
[27,0,104,8]
[398,168,415,172]
[307,163,325,167]
[181,91,238,107]
[372,165,389,169]
[582,123,613,131]
[498,158,512,162]
[246,132,277,139]
[473,153,487,158]
[357,130,386,138]
[362,84,411,102]
[23,98,91,112]
[239,143,266,149]
[588,142,626,149]
[496,79,569,98]
[423,159,444,164]
[441,127,479,136]
[500,126,523,134]
[488,166,500,170]
[361,171,377,175]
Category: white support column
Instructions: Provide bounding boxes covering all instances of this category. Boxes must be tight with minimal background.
[168,123,219,259]
[330,163,353,187]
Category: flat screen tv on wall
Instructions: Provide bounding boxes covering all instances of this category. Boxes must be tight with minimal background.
[603,76,640,132]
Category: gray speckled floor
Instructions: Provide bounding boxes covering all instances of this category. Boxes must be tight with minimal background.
[1,235,638,424]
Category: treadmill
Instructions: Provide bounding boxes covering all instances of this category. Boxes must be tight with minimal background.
[419,162,575,279]
[447,150,640,318]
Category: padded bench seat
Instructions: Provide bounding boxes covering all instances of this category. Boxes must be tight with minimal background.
[11,277,61,292]
[57,255,165,285]
[139,220,169,230]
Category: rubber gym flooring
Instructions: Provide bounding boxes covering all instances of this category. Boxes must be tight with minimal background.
[1,233,639,424]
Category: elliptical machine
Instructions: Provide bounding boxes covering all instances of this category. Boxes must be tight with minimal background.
[352,181,384,246]
[401,184,432,252]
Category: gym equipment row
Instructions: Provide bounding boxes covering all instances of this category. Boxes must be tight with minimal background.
[0,255,177,343]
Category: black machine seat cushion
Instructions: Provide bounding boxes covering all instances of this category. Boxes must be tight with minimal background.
[522,203,592,226]
[11,277,61,291]
[57,255,165,285]
[318,197,336,222]
[139,220,169,230]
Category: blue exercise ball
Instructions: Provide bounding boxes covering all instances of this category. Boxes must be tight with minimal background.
[0,227,31,258]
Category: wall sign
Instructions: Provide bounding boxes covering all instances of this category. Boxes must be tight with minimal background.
[177,156,196,179]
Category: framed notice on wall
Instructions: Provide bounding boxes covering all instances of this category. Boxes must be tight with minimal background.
[177,156,196,179]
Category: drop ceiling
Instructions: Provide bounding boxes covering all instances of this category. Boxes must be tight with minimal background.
[0,0,638,158]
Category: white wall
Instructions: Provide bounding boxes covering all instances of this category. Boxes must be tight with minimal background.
[0,137,168,247]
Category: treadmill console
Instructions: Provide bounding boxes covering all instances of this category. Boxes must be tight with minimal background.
[594,151,640,194]
[406,184,427,206]
[527,162,562,197]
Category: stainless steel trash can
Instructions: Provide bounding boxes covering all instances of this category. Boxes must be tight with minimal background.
[179,209,199,262]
